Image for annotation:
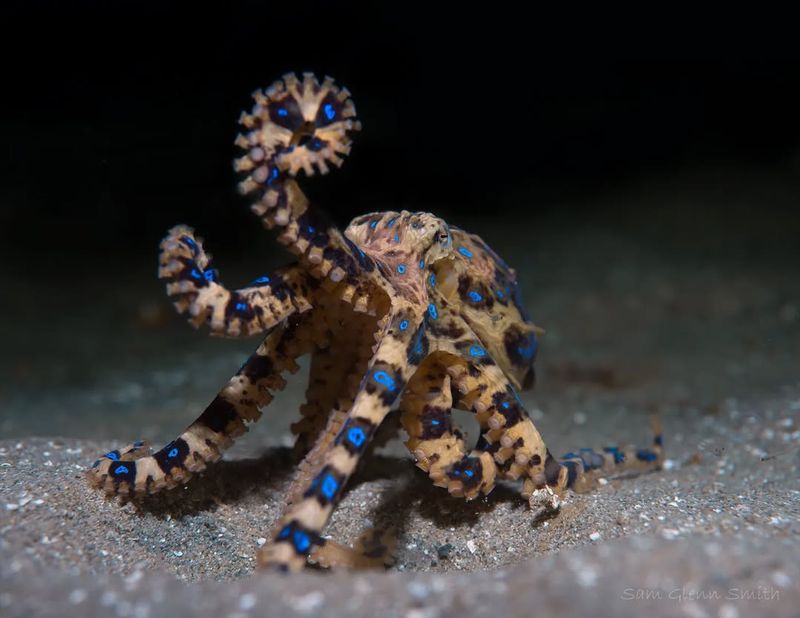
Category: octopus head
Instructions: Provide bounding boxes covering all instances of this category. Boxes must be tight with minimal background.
[344,211,452,268]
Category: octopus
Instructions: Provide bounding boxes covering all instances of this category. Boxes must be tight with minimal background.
[87,73,664,573]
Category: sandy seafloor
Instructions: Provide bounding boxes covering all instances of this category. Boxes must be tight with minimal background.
[1,169,799,617]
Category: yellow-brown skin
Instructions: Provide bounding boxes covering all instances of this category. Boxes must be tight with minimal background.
[87,73,664,573]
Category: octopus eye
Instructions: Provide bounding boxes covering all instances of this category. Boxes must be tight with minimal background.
[438,232,450,243]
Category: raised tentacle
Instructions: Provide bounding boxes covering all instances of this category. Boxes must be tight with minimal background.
[158,225,313,337]
[234,73,374,289]
[87,317,315,497]
[258,306,423,572]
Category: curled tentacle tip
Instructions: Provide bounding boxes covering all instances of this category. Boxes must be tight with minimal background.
[235,72,359,191]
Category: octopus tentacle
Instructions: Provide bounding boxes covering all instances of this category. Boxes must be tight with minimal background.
[400,355,496,499]
[235,73,372,289]
[290,302,376,459]
[419,307,552,490]
[310,527,397,570]
[535,418,665,496]
[158,225,313,336]
[87,317,315,497]
[258,307,423,572]
[425,310,665,497]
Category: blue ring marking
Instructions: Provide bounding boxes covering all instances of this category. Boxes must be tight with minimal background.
[468,290,482,302]
[181,236,198,253]
[235,302,248,312]
[397,264,406,274]
[267,167,279,186]
[451,469,461,476]
[373,370,396,391]
[496,289,505,299]
[323,103,336,121]
[419,259,425,269]
[387,217,397,228]
[636,449,658,462]
[394,234,400,243]
[168,447,179,458]
[654,434,663,446]
[398,319,409,331]
[307,225,316,235]
[430,419,441,426]
[564,460,579,486]
[203,270,216,282]
[310,138,323,151]
[293,530,311,553]
[133,441,144,449]
[429,273,436,287]
[517,338,538,360]
[104,451,120,461]
[457,246,473,258]
[114,465,129,475]
[562,452,579,459]
[427,304,438,320]
[369,220,378,230]
[320,475,339,500]
[190,268,202,280]
[277,107,289,117]
[501,401,510,409]
[469,344,486,358]
[347,426,366,448]
[603,446,625,464]
[464,469,475,478]
[277,525,291,540]
[253,275,271,284]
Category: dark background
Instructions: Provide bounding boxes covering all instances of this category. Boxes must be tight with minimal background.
[2,4,800,264]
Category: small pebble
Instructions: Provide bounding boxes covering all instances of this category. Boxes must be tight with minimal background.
[436,543,453,559]
[589,531,601,541]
